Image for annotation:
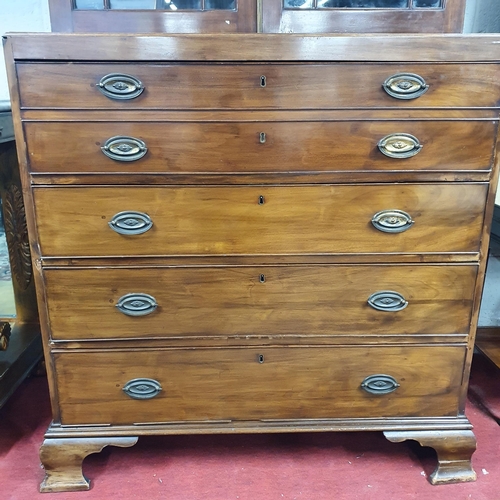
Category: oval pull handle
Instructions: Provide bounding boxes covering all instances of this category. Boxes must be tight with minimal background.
[123,378,162,400]
[97,73,145,100]
[361,374,400,395]
[378,133,422,159]
[367,291,408,312]
[382,73,429,100]
[116,293,158,316]
[372,209,414,233]
[108,211,153,235]
[101,136,147,162]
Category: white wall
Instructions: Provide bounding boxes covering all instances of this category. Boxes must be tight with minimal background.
[0,0,51,103]
[464,0,500,33]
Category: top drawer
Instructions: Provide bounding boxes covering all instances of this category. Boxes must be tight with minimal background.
[17,63,500,110]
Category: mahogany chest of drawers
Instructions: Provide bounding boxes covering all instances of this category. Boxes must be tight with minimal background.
[4,33,500,492]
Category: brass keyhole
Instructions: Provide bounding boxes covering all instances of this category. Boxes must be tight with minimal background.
[260,75,266,87]
[258,354,265,363]
[258,195,265,205]
[259,132,266,144]
[259,274,266,283]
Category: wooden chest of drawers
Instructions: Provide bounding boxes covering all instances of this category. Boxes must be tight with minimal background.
[4,33,500,492]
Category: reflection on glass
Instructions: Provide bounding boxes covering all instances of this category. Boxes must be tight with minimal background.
[318,0,408,7]
[109,0,157,8]
[0,200,15,319]
[413,0,441,7]
[160,0,202,9]
[204,0,236,9]
[284,0,314,8]
[74,0,105,8]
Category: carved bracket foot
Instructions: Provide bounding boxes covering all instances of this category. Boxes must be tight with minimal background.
[384,429,477,485]
[39,436,138,493]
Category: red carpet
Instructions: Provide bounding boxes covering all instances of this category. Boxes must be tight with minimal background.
[1,353,500,500]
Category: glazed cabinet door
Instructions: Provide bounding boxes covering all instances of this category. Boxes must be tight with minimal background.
[48,0,256,32]
[261,0,466,33]
[49,0,465,32]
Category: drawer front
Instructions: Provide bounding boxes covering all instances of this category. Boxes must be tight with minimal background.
[44,265,476,340]
[17,63,500,110]
[54,346,465,425]
[25,120,496,174]
[33,184,486,257]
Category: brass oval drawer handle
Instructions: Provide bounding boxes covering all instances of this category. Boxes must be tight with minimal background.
[101,136,147,162]
[116,293,158,317]
[382,73,429,100]
[361,374,400,395]
[378,133,422,159]
[372,209,414,233]
[97,73,145,100]
[123,378,162,400]
[108,211,153,235]
[367,291,408,312]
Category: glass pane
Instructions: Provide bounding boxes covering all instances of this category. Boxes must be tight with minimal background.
[0,201,15,319]
[284,0,314,8]
[74,0,105,8]
[413,0,441,7]
[160,0,202,9]
[319,0,408,7]
[109,0,157,8]
[204,0,236,10]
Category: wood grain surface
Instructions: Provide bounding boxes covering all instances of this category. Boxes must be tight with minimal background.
[32,184,487,257]
[24,120,496,174]
[17,63,500,110]
[43,264,477,340]
[53,346,465,425]
[7,34,500,62]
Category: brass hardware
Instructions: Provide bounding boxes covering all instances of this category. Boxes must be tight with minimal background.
[101,136,147,162]
[258,195,265,205]
[378,133,422,159]
[259,274,266,283]
[372,209,414,233]
[116,293,158,317]
[361,374,400,395]
[0,323,11,351]
[97,73,144,100]
[259,132,266,144]
[108,211,153,235]
[260,75,266,87]
[123,378,162,400]
[258,354,265,363]
[383,73,429,100]
[367,291,408,312]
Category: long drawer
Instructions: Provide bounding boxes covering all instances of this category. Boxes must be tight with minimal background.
[44,265,476,340]
[17,63,500,109]
[54,346,465,425]
[25,120,496,174]
[33,184,487,257]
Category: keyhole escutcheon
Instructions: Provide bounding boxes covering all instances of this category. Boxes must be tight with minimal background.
[258,354,265,363]
[260,75,266,87]
[259,274,266,283]
[259,132,266,144]
[258,195,265,205]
